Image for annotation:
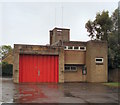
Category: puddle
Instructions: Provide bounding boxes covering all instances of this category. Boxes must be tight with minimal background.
[64,91,76,98]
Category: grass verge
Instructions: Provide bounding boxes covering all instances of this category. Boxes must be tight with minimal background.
[103,82,120,87]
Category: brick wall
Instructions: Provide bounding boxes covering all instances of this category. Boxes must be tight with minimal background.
[86,40,108,82]
[64,65,86,82]
[64,50,86,64]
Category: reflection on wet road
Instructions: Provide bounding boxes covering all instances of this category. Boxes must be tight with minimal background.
[2,77,119,103]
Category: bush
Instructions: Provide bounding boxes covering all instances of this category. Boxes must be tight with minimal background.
[2,62,13,76]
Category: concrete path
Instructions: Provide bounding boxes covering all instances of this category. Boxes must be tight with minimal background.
[1,77,119,104]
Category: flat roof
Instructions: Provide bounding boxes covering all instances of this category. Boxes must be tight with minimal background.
[14,44,61,48]
[51,27,70,31]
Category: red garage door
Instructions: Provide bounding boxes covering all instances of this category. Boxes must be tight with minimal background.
[19,54,59,83]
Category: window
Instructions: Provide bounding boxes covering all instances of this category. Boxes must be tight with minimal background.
[74,46,79,50]
[65,66,70,71]
[71,66,77,71]
[57,29,62,32]
[64,46,67,49]
[57,29,62,35]
[64,46,68,50]
[95,58,103,64]
[80,46,86,51]
[68,46,73,50]
[64,46,86,51]
[64,65,77,71]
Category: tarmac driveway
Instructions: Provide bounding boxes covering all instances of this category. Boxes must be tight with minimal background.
[1,77,119,104]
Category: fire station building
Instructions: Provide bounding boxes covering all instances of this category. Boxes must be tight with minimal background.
[13,27,108,83]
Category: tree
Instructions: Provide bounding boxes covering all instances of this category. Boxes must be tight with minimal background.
[2,61,13,76]
[110,8,120,68]
[0,45,12,59]
[85,10,113,41]
[85,20,95,40]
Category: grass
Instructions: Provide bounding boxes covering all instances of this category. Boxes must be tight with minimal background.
[103,82,120,87]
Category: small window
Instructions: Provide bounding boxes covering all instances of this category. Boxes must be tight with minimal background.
[64,65,77,71]
[68,46,73,50]
[80,46,86,50]
[74,46,79,50]
[71,66,77,71]
[65,66,70,71]
[57,29,62,32]
[57,30,62,35]
[64,46,67,49]
[64,46,68,50]
[95,58,103,64]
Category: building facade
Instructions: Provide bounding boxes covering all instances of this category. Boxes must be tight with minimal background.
[13,27,108,83]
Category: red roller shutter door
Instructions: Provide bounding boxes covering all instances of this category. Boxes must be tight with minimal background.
[19,54,59,83]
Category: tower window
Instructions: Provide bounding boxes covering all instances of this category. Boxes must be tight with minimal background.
[95,58,104,64]
[57,29,62,32]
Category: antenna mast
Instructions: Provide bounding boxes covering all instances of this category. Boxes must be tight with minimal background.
[55,8,56,27]
[62,6,63,27]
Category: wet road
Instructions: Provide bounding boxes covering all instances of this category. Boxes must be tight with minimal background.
[1,77,119,103]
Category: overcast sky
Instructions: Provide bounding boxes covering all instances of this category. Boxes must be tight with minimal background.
[0,1,119,47]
